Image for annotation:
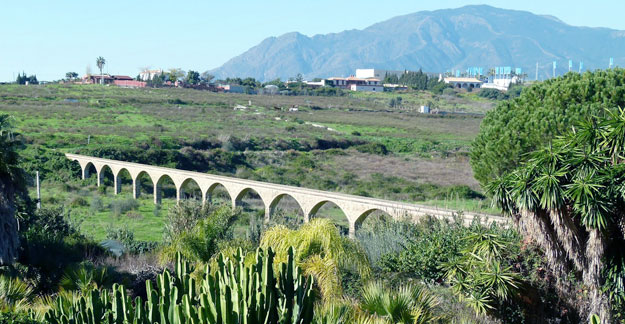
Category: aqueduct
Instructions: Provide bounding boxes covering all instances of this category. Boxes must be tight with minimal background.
[66,153,506,237]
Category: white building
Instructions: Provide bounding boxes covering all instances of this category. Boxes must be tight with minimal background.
[356,69,406,80]
[443,77,483,89]
[139,69,163,81]
[481,76,521,91]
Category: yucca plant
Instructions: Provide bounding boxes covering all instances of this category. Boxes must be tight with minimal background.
[486,110,625,322]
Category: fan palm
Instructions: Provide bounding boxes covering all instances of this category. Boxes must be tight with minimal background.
[261,218,370,300]
[0,114,24,265]
[0,274,33,312]
[96,56,106,83]
[358,281,440,324]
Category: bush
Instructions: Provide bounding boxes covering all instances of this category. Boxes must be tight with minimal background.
[355,142,388,155]
[477,88,507,100]
[108,198,139,217]
[104,227,159,255]
[160,203,239,262]
[0,311,41,324]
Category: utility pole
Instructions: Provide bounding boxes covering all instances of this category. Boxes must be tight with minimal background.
[535,62,539,81]
[36,171,41,209]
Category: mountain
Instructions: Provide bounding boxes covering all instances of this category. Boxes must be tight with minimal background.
[209,5,625,81]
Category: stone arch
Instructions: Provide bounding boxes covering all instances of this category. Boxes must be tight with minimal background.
[206,182,233,206]
[114,168,133,195]
[307,200,350,234]
[353,208,395,234]
[132,170,154,199]
[98,164,115,188]
[267,193,305,224]
[154,174,177,204]
[234,188,266,209]
[82,161,97,180]
[179,177,203,201]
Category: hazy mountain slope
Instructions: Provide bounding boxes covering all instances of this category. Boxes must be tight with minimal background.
[210,5,625,81]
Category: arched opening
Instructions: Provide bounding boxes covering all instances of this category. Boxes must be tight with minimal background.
[308,200,349,235]
[234,188,266,240]
[456,83,461,89]
[116,168,133,194]
[268,194,305,229]
[206,183,232,206]
[179,178,202,201]
[83,162,98,184]
[155,174,177,204]
[98,165,115,191]
[354,209,401,265]
[134,171,154,198]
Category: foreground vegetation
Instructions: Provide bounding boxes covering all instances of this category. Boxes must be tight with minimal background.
[3,69,625,323]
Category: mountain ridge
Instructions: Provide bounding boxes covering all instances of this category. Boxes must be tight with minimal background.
[210,5,625,81]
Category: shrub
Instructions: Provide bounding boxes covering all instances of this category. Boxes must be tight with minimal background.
[355,142,388,155]
[160,204,239,262]
[108,198,139,217]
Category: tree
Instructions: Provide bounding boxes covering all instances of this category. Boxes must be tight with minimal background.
[487,109,625,322]
[15,73,38,85]
[471,69,625,187]
[358,281,440,324]
[0,115,25,265]
[260,218,370,300]
[167,68,185,83]
[185,70,200,85]
[200,71,214,84]
[65,72,78,81]
[96,56,105,84]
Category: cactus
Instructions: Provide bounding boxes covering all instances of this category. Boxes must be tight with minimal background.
[41,247,316,324]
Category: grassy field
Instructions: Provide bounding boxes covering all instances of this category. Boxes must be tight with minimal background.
[2,84,500,241]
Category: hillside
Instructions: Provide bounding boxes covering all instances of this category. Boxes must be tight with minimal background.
[210,5,625,81]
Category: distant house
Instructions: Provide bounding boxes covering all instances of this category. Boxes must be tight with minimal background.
[356,69,406,79]
[443,77,483,89]
[325,76,382,92]
[139,69,163,81]
[420,105,430,114]
[82,74,114,84]
[481,76,521,91]
[217,84,244,93]
[82,74,145,87]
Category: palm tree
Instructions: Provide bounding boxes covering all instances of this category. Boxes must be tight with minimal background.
[0,275,33,312]
[261,218,370,300]
[0,114,24,265]
[488,108,625,323]
[96,56,106,84]
[358,281,441,324]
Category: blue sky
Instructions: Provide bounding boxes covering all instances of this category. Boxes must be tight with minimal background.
[0,0,622,82]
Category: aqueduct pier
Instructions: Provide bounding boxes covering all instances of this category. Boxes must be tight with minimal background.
[66,153,507,237]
